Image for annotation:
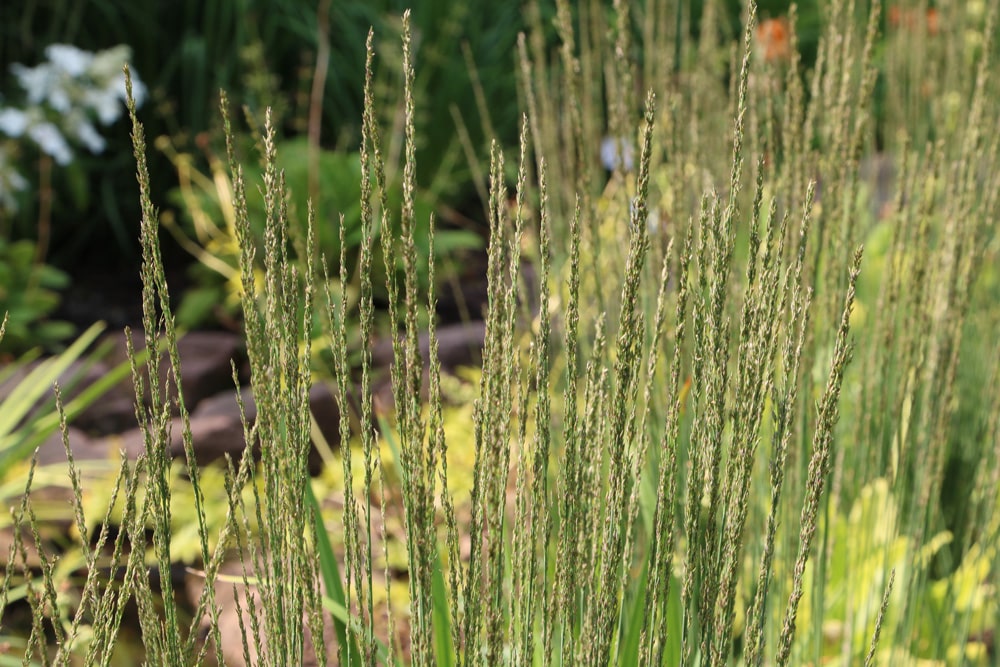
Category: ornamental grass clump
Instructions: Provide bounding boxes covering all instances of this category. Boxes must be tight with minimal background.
[1,0,999,665]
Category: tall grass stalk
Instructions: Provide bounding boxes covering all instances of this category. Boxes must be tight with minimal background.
[2,1,999,665]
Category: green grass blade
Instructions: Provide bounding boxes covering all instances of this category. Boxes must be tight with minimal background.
[15,345,148,458]
[305,478,363,667]
[431,554,455,667]
[618,558,649,664]
[0,322,106,477]
[321,595,398,666]
[377,412,454,666]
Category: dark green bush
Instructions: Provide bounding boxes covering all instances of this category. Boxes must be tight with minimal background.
[0,238,72,354]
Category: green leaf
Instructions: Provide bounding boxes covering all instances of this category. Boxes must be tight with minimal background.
[432,556,455,667]
[305,479,363,667]
[429,230,484,255]
[377,412,454,665]
[8,240,34,267]
[320,593,398,666]
[36,263,71,290]
[177,285,226,329]
[0,322,105,479]
[618,558,648,664]
[32,320,76,345]
[64,160,92,211]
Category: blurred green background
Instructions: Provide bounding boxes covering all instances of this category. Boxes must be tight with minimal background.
[1,0,923,355]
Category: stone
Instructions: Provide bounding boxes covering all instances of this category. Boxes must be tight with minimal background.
[76,393,139,436]
[0,434,105,569]
[369,320,486,372]
[104,383,340,472]
[859,152,897,219]
[368,320,486,409]
[111,408,246,468]
[101,329,246,415]
[196,383,340,471]
[0,524,44,569]
[32,426,106,466]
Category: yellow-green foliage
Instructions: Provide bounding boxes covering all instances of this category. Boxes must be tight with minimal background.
[787,479,949,664]
[80,461,260,565]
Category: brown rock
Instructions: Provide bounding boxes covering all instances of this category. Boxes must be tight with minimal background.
[101,329,246,415]
[369,321,485,371]
[368,320,486,410]
[105,383,340,472]
[33,426,106,466]
[110,411,246,467]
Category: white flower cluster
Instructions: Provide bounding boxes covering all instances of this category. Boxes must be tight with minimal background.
[0,44,146,214]
[601,135,634,172]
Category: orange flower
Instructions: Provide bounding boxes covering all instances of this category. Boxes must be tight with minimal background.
[888,5,907,29]
[756,17,792,63]
[889,5,941,36]
[925,7,940,36]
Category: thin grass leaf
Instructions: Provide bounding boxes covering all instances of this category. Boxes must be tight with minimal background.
[305,479,363,667]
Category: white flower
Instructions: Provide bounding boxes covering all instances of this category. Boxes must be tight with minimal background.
[45,44,93,77]
[89,45,146,113]
[77,122,105,152]
[87,72,145,124]
[1,168,30,192]
[11,59,77,113]
[2,42,143,173]
[1,105,79,160]
[27,122,73,165]
[601,135,634,172]
[65,111,106,153]
[10,63,56,106]
[82,86,122,125]
[88,45,131,81]
[0,107,30,138]
[47,84,74,113]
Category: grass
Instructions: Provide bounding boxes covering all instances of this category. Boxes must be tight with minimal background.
[2,0,1000,665]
